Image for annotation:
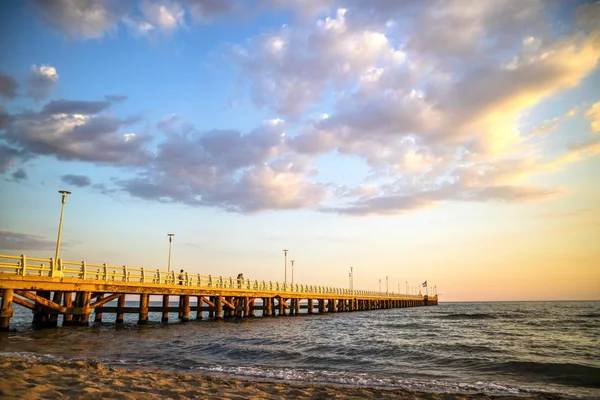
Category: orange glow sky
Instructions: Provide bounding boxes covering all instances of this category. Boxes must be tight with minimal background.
[0,1,599,301]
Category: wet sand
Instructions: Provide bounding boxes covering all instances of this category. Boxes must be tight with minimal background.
[0,357,561,399]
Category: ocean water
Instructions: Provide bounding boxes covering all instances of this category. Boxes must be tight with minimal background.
[1,301,599,398]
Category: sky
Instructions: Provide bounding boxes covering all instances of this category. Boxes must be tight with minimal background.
[0,0,599,302]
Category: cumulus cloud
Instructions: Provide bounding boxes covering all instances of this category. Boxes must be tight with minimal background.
[0,72,18,99]
[0,98,150,166]
[184,0,236,22]
[61,174,92,187]
[586,101,600,133]
[119,118,326,212]
[140,0,185,32]
[31,0,131,39]
[230,8,405,117]
[27,65,59,100]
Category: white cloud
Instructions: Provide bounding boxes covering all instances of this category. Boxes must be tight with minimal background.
[586,101,600,133]
[27,65,59,100]
[139,0,186,33]
[31,0,130,39]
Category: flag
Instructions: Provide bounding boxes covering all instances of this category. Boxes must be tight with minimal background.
[422,281,427,287]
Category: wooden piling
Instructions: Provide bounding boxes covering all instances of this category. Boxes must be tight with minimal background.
[80,292,91,326]
[181,295,190,322]
[307,299,314,314]
[0,289,14,331]
[138,294,149,325]
[63,292,74,326]
[94,293,103,323]
[161,295,169,323]
[116,294,125,324]
[196,296,203,320]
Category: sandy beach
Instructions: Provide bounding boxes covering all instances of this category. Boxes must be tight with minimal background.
[0,356,563,400]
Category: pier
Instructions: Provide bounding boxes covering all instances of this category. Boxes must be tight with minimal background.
[0,254,437,330]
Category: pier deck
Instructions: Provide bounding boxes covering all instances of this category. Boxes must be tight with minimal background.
[0,254,437,330]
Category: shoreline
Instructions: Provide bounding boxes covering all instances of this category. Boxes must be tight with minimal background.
[0,356,564,400]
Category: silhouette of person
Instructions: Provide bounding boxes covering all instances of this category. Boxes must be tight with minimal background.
[178,269,184,285]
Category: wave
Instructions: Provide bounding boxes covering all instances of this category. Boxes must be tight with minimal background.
[188,363,575,397]
[484,361,600,388]
[579,313,600,319]
[437,313,497,320]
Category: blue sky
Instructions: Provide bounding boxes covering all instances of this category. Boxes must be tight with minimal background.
[0,0,599,301]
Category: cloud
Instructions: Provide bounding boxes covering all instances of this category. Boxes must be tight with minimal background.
[119,118,327,212]
[41,99,112,115]
[585,101,600,133]
[0,98,150,166]
[31,0,131,39]
[0,72,18,99]
[61,174,92,187]
[105,95,128,102]
[138,0,186,34]
[27,64,59,100]
[9,168,27,182]
[184,0,236,22]
[0,230,58,251]
[230,8,405,117]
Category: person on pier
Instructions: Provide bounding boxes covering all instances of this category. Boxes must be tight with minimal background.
[178,269,184,285]
[237,273,244,289]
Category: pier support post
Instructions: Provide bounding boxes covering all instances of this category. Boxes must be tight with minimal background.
[208,296,215,319]
[161,295,169,323]
[116,295,125,324]
[0,289,14,331]
[196,296,203,320]
[94,294,103,323]
[215,296,223,320]
[79,292,91,326]
[138,294,149,325]
[278,298,286,316]
[243,297,250,318]
[249,298,256,317]
[63,292,74,326]
[48,291,63,327]
[32,291,51,327]
[181,295,190,322]
[307,299,314,314]
[265,297,272,316]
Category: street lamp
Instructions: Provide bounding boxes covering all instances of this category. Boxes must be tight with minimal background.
[350,267,354,291]
[167,234,175,273]
[405,281,408,294]
[291,260,295,284]
[379,278,381,293]
[54,190,71,263]
[386,276,389,294]
[283,249,288,284]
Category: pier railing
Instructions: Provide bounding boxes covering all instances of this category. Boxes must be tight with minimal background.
[0,254,423,299]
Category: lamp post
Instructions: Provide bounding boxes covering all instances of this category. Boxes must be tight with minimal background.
[405,281,408,294]
[54,190,71,266]
[291,260,295,284]
[350,266,354,291]
[379,278,381,293]
[167,234,175,273]
[283,249,288,284]
[386,276,389,294]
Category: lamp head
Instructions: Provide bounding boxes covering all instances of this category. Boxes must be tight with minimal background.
[58,190,71,195]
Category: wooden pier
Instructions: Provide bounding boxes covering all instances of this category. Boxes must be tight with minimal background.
[0,254,438,330]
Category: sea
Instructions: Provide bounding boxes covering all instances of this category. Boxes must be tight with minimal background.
[1,300,599,398]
